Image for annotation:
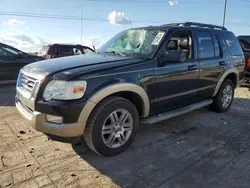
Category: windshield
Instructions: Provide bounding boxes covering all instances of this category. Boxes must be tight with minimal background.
[98,29,166,58]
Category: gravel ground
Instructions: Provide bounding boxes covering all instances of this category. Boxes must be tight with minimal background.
[0,84,250,188]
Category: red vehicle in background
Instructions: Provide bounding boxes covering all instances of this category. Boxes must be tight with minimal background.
[238,36,250,83]
[38,43,95,60]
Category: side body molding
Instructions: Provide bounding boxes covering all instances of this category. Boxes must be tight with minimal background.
[212,67,239,97]
[77,83,150,131]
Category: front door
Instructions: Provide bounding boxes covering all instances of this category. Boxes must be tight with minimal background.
[149,29,200,115]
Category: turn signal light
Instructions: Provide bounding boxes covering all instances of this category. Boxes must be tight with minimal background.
[73,86,85,94]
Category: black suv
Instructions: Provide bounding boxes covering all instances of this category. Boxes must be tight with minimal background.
[0,42,44,84]
[16,22,245,156]
[237,36,250,82]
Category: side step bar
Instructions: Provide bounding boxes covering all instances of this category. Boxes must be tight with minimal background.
[141,99,213,124]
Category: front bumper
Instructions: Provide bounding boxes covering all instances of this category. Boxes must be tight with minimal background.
[15,97,84,137]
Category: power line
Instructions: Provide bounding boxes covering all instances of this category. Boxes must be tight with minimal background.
[238,0,250,2]
[0,11,163,24]
[1,11,250,28]
[86,0,169,2]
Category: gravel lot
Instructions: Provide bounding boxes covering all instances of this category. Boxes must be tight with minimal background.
[0,84,250,188]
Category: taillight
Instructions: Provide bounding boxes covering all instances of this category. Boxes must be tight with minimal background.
[247,57,250,67]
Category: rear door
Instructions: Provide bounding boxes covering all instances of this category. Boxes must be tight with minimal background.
[194,29,225,100]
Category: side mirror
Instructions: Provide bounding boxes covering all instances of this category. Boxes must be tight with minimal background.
[159,50,185,66]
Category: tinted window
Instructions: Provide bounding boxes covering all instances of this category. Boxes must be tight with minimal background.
[197,31,214,59]
[223,32,243,55]
[57,46,74,56]
[0,45,19,56]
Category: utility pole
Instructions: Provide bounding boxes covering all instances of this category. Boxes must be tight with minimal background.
[81,10,83,45]
[222,0,227,27]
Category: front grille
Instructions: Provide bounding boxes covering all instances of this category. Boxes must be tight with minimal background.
[21,73,37,93]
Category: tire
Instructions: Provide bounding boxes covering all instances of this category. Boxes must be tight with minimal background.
[84,96,139,156]
[211,79,235,112]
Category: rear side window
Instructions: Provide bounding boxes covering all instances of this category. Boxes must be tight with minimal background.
[57,46,74,56]
[223,32,243,55]
[196,31,214,59]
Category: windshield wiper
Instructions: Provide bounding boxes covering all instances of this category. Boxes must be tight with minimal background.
[105,51,127,57]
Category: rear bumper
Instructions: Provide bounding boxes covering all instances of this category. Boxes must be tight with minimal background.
[15,97,84,137]
[244,71,250,80]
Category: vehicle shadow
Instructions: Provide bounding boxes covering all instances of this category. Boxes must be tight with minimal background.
[0,84,16,106]
[47,97,250,187]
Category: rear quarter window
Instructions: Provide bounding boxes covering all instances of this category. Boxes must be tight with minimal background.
[222,32,243,56]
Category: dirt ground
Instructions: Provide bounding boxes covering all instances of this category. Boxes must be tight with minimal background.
[0,84,250,188]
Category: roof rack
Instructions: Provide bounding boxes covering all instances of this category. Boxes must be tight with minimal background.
[161,22,227,31]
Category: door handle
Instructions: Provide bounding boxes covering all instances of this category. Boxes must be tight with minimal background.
[188,65,198,71]
[219,61,227,66]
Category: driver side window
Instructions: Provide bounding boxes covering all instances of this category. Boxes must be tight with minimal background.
[166,30,194,61]
[0,45,19,56]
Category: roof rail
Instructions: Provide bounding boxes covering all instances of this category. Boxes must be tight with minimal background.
[161,22,227,31]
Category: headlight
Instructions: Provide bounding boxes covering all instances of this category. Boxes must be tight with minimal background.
[43,80,87,101]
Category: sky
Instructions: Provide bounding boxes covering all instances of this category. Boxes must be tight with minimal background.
[0,0,249,52]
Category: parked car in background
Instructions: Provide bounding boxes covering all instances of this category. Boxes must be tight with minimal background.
[0,42,44,84]
[238,36,250,82]
[38,44,95,60]
[16,22,244,156]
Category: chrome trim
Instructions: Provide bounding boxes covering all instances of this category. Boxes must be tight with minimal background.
[16,98,32,121]
[20,69,45,81]
[17,71,42,100]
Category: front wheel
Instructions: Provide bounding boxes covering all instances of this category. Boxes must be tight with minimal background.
[211,79,235,112]
[84,96,139,156]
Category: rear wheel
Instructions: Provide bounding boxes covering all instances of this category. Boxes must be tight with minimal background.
[212,79,235,112]
[84,96,139,156]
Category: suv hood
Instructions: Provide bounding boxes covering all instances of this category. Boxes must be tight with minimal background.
[22,54,143,79]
